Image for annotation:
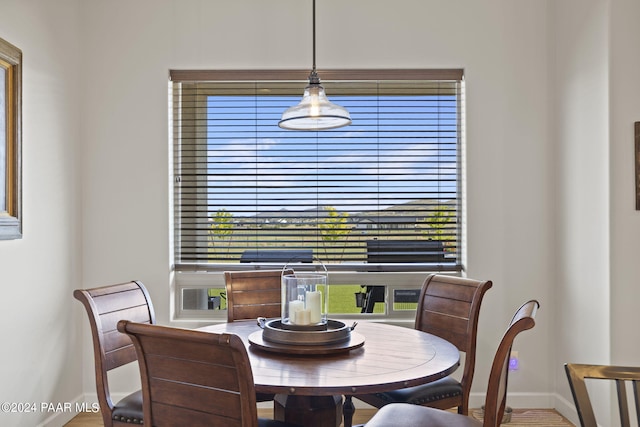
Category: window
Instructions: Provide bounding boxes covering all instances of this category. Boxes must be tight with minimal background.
[170,69,464,276]
[170,69,465,320]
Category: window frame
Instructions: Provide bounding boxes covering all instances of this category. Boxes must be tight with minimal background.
[170,69,466,321]
[174,270,443,323]
[0,37,22,240]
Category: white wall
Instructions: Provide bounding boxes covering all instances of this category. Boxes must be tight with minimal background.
[6,0,640,425]
[609,0,640,425]
[610,0,640,364]
[0,1,82,426]
[77,0,554,409]
[551,0,611,424]
[551,0,640,425]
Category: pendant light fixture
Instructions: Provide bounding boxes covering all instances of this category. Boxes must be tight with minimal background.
[278,0,351,131]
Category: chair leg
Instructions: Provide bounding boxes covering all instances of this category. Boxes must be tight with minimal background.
[343,395,355,427]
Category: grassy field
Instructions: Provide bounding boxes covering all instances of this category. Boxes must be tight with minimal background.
[208,283,387,314]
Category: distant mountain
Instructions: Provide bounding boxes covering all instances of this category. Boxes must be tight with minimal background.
[250,207,328,219]
[241,199,455,222]
[359,199,454,216]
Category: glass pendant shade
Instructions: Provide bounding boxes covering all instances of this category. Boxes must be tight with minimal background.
[279,80,352,131]
[278,0,351,131]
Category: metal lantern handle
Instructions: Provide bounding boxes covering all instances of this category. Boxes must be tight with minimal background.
[281,255,328,281]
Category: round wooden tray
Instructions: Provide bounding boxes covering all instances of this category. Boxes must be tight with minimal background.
[261,319,352,346]
[248,330,365,355]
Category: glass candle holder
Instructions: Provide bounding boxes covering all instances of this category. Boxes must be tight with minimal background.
[281,272,328,327]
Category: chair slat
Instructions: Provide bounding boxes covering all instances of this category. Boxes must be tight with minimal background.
[104,344,137,370]
[86,281,142,298]
[425,281,479,303]
[420,312,470,350]
[103,328,135,353]
[100,305,153,332]
[150,377,243,417]
[565,363,640,427]
[92,289,149,314]
[231,278,282,291]
[146,354,241,391]
[421,295,473,318]
[139,334,237,365]
[153,402,243,427]
[232,304,281,320]
[231,289,281,305]
[634,381,640,426]
[616,380,631,427]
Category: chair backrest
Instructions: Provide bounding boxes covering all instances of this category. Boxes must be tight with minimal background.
[224,270,292,322]
[73,281,155,421]
[117,320,260,427]
[565,363,640,427]
[414,274,493,410]
[482,300,540,427]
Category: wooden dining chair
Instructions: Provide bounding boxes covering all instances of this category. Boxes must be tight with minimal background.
[116,320,299,427]
[362,299,540,427]
[224,269,293,403]
[73,281,156,427]
[564,363,640,427]
[355,274,492,415]
[224,270,292,322]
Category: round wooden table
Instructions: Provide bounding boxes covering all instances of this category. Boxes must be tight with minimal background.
[199,320,459,427]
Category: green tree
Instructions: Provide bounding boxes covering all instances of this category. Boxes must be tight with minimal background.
[421,205,454,241]
[319,206,352,260]
[209,209,234,257]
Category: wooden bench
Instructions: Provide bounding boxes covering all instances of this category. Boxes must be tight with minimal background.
[366,240,445,263]
[240,249,313,263]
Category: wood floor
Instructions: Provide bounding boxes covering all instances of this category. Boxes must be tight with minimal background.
[64,408,377,426]
[65,407,574,426]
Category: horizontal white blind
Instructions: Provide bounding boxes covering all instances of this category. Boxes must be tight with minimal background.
[171,70,464,272]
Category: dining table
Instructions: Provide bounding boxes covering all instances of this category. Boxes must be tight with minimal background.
[198,319,460,427]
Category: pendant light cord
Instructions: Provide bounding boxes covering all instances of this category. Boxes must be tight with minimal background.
[312,0,316,73]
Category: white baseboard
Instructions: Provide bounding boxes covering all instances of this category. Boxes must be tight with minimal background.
[469,391,556,410]
[38,394,87,427]
[553,392,579,426]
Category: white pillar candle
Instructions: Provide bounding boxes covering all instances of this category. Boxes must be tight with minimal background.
[289,299,305,324]
[295,309,311,325]
[306,291,322,324]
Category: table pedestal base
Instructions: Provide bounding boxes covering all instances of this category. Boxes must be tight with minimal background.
[274,394,343,427]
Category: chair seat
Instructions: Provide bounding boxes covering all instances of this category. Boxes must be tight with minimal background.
[364,403,481,427]
[375,376,462,405]
[257,392,276,402]
[111,390,143,424]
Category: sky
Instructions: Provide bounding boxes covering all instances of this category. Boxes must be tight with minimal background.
[204,94,458,217]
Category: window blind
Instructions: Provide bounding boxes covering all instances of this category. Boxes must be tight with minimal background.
[171,70,464,272]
